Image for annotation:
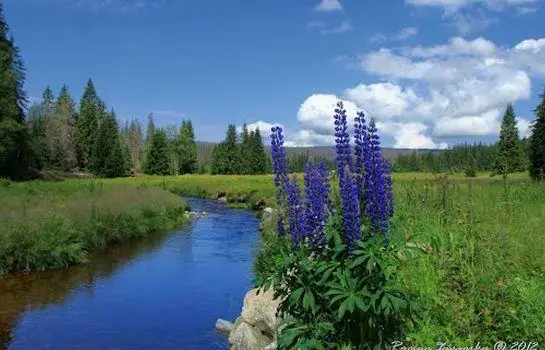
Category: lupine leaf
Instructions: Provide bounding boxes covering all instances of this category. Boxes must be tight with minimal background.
[290,287,305,305]
[303,290,315,312]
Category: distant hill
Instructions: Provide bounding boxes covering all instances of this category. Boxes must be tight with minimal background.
[196,141,439,165]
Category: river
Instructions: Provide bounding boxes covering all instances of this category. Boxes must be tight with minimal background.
[0,198,259,349]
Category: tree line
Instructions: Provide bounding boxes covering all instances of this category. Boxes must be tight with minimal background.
[134,115,198,176]
[393,102,545,179]
[1,2,545,180]
[211,124,270,175]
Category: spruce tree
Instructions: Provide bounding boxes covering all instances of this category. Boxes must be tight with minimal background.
[224,124,239,174]
[249,128,267,174]
[211,124,239,174]
[76,79,101,170]
[0,3,31,178]
[529,89,545,181]
[120,136,133,176]
[164,124,179,174]
[145,113,155,150]
[91,109,125,177]
[127,118,144,172]
[493,104,525,174]
[143,129,172,175]
[177,119,197,174]
[211,142,226,175]
[50,85,77,171]
[26,87,54,170]
[26,102,49,170]
[103,136,130,178]
[240,124,251,174]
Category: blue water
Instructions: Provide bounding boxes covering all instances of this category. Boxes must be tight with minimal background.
[0,198,259,350]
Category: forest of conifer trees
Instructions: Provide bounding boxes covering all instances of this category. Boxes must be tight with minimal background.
[1,2,545,180]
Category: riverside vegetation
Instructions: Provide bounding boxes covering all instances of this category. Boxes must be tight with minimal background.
[2,1,545,347]
[1,170,544,344]
[0,181,188,275]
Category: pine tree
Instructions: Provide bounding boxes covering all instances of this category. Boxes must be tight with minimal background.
[177,119,197,174]
[49,85,77,171]
[493,104,525,174]
[76,79,102,170]
[529,89,545,181]
[143,129,172,175]
[0,3,31,178]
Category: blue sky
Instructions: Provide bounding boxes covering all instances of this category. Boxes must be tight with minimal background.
[3,0,545,148]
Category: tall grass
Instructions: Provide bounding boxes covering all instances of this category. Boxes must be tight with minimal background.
[0,181,188,275]
[248,172,545,343]
[395,177,545,343]
[2,173,544,342]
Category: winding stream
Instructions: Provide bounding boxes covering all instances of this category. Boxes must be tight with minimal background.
[0,198,259,349]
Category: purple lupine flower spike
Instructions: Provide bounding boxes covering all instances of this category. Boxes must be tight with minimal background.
[334,102,361,252]
[286,175,304,249]
[270,126,289,236]
[333,102,352,177]
[354,111,371,215]
[364,119,389,235]
[303,160,330,250]
[340,166,361,252]
[382,155,395,218]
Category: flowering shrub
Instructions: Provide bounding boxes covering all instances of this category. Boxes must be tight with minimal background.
[259,103,416,349]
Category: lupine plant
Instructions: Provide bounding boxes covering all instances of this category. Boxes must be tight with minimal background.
[259,102,416,350]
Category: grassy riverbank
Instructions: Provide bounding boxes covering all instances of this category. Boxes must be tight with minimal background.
[0,180,188,275]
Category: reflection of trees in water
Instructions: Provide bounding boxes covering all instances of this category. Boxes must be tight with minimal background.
[0,232,170,348]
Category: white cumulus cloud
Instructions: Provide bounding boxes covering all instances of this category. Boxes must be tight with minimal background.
[516,117,533,138]
[237,121,283,137]
[314,0,343,12]
[378,121,447,149]
[297,94,359,136]
[288,35,544,148]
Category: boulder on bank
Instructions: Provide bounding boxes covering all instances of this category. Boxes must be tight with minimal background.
[229,321,272,350]
[223,287,280,350]
[215,319,234,335]
[218,197,228,203]
[240,288,280,338]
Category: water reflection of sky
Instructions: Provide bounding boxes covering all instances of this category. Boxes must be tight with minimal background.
[1,198,259,350]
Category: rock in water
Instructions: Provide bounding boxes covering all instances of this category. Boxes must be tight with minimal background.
[218,197,228,203]
[215,319,234,336]
[229,322,272,350]
[240,288,281,338]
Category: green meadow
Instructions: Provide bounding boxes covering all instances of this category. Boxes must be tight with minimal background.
[1,173,544,342]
